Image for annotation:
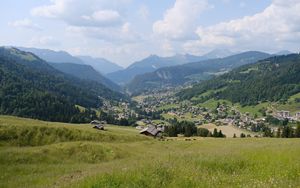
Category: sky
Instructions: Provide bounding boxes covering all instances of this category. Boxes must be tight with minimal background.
[0,0,299,67]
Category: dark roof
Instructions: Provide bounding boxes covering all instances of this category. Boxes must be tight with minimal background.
[91,120,101,125]
[140,125,161,136]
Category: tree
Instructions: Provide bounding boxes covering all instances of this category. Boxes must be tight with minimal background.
[276,127,281,138]
[197,128,209,137]
[240,133,246,138]
[263,127,273,137]
[218,130,225,138]
[295,124,300,138]
[213,128,218,137]
[119,118,129,126]
[282,126,294,138]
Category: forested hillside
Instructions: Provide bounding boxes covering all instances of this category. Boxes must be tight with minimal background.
[78,56,123,74]
[0,47,125,122]
[50,62,121,92]
[178,54,300,105]
[17,47,84,64]
[127,51,270,95]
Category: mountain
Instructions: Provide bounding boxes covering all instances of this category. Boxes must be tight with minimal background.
[275,50,293,56]
[201,49,235,59]
[78,56,123,74]
[178,54,300,106]
[0,47,125,122]
[127,51,271,95]
[49,62,121,92]
[107,49,236,85]
[106,54,209,85]
[17,47,84,64]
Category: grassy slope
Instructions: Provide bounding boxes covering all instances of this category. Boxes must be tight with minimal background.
[1,116,300,188]
[235,102,270,117]
[273,92,300,114]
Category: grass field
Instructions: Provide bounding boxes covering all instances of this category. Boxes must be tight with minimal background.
[1,116,300,188]
[273,93,300,114]
[234,102,270,118]
[201,124,257,138]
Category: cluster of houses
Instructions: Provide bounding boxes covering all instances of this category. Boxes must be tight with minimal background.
[276,110,300,121]
[102,99,138,120]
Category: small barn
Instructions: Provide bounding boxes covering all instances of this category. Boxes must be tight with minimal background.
[90,120,105,130]
[140,125,162,137]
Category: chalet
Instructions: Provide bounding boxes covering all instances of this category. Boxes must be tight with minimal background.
[90,120,105,130]
[140,125,162,137]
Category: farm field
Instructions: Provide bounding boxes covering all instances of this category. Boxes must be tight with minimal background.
[1,116,300,188]
[200,123,257,137]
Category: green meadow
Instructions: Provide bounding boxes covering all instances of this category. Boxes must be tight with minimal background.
[1,115,300,188]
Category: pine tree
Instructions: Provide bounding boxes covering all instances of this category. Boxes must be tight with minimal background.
[295,124,300,138]
[218,130,224,138]
[276,127,281,138]
[213,128,218,137]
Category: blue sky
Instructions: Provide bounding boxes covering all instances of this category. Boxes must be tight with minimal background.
[0,0,299,67]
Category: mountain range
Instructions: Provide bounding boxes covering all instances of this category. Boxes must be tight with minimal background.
[17,47,123,75]
[17,47,85,64]
[178,53,300,106]
[107,49,235,85]
[126,51,271,95]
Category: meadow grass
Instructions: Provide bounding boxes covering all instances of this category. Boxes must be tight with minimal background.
[1,115,300,188]
[234,102,270,118]
[273,92,300,114]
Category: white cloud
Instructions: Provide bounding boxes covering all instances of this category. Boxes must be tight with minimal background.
[183,0,300,54]
[153,0,211,40]
[9,19,41,31]
[31,0,129,27]
[66,22,140,42]
[80,10,122,27]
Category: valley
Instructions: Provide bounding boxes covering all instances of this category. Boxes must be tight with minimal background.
[2,1,300,187]
[1,48,300,188]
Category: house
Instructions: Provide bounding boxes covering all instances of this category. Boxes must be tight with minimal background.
[90,120,105,130]
[295,112,300,120]
[140,125,162,137]
[277,110,290,119]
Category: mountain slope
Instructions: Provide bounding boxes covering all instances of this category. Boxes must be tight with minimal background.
[17,47,84,64]
[106,54,209,85]
[78,56,123,74]
[178,54,300,105]
[0,47,125,122]
[127,51,271,95]
[49,62,121,92]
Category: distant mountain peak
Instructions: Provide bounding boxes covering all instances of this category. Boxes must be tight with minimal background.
[203,49,235,59]
[16,47,84,64]
[275,50,293,55]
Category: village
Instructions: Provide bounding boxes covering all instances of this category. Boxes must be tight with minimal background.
[125,89,300,138]
[96,89,300,138]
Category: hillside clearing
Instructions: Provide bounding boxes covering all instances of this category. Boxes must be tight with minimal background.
[200,123,257,137]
